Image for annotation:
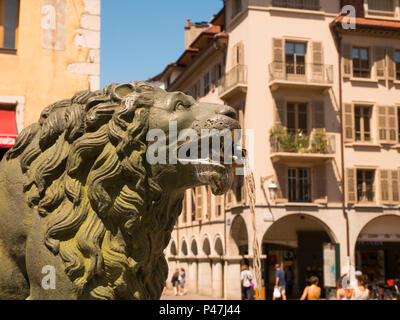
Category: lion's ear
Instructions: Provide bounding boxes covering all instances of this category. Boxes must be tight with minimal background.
[114,83,135,101]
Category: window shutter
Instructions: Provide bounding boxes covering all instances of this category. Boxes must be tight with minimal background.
[345,168,356,204]
[312,165,327,203]
[195,187,203,221]
[387,47,396,81]
[312,41,324,80]
[211,65,217,87]
[387,106,398,144]
[238,41,245,66]
[312,100,325,130]
[272,38,284,78]
[191,188,196,221]
[206,186,211,220]
[342,43,353,78]
[231,44,238,67]
[377,106,388,143]
[374,46,386,80]
[275,164,288,202]
[380,169,390,203]
[274,99,286,128]
[391,170,399,203]
[182,193,187,223]
[343,103,354,143]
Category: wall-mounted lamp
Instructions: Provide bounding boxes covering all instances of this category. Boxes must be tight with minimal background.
[268,182,278,201]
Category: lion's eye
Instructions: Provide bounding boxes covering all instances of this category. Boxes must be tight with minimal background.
[175,101,190,111]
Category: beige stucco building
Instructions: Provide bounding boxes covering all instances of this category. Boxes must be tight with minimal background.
[0,0,100,160]
[156,0,400,300]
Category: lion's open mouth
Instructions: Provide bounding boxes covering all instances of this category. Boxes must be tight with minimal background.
[177,133,243,195]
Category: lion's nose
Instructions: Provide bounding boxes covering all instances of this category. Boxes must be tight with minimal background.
[217,106,237,120]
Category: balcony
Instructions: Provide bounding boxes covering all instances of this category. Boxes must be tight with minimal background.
[271,0,320,11]
[218,64,247,101]
[268,62,333,93]
[270,128,336,165]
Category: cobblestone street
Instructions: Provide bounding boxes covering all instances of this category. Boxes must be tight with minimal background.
[161,289,224,300]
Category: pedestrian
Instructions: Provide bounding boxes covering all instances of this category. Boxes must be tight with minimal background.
[171,268,180,296]
[240,265,253,300]
[273,264,286,300]
[350,274,370,300]
[285,266,294,298]
[178,268,186,296]
[336,274,352,300]
[300,276,321,300]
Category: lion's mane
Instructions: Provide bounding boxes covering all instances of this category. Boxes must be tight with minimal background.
[6,82,182,299]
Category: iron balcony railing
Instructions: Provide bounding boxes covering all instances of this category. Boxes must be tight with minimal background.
[269,62,334,85]
[271,0,320,11]
[218,64,248,97]
[270,130,336,154]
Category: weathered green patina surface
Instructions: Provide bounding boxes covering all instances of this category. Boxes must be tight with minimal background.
[0,82,239,300]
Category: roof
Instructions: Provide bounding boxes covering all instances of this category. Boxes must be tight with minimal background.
[332,15,400,33]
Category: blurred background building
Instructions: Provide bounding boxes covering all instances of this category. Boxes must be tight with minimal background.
[0,0,100,160]
[154,0,400,299]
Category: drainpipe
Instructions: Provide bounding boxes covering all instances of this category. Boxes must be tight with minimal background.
[334,26,351,269]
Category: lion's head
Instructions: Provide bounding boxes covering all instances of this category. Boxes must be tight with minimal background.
[6,81,239,300]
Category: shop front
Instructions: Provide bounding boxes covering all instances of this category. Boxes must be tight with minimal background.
[262,214,338,299]
[356,216,400,283]
[0,106,17,160]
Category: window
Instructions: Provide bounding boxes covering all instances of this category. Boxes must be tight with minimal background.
[232,0,242,18]
[272,0,320,11]
[357,170,375,202]
[182,194,187,223]
[395,50,400,81]
[234,175,244,203]
[368,0,395,15]
[285,42,306,75]
[191,188,196,222]
[355,106,372,142]
[398,107,400,142]
[203,72,210,95]
[352,47,370,78]
[0,0,19,50]
[288,168,311,202]
[287,102,308,134]
[215,195,223,217]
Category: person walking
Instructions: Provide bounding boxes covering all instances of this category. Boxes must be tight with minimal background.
[300,276,321,300]
[285,267,294,298]
[350,274,370,300]
[240,265,253,300]
[171,268,180,296]
[178,268,186,296]
[273,264,286,300]
[336,274,352,300]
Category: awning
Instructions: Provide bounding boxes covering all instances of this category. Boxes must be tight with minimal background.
[0,108,17,148]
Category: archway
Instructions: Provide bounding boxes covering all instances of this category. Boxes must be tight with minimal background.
[181,239,188,256]
[202,236,211,256]
[229,215,248,256]
[170,240,177,256]
[262,214,337,299]
[214,236,224,256]
[355,215,400,282]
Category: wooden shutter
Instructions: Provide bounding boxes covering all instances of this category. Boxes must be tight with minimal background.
[274,99,286,128]
[391,170,399,203]
[195,187,203,221]
[312,41,324,80]
[312,165,327,203]
[275,164,288,202]
[345,168,357,204]
[343,103,354,143]
[377,106,388,143]
[237,41,244,66]
[380,169,390,203]
[206,186,211,220]
[211,65,217,87]
[312,100,325,130]
[182,193,187,223]
[272,38,284,77]
[231,43,238,67]
[387,47,396,81]
[191,188,196,221]
[374,46,386,80]
[387,106,398,144]
[342,43,353,78]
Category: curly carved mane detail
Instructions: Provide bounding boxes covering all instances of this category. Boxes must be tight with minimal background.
[6,82,182,299]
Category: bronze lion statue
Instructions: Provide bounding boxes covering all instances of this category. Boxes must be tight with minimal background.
[0,81,239,300]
